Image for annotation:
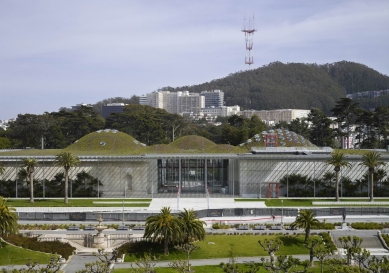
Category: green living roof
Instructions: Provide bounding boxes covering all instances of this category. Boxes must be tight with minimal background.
[0,129,316,156]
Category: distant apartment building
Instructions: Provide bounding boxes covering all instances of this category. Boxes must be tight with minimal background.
[0,119,13,130]
[139,95,147,105]
[202,105,240,117]
[71,103,94,111]
[200,90,224,108]
[102,103,128,118]
[241,109,310,124]
[179,92,205,114]
[143,90,234,116]
[346,89,389,99]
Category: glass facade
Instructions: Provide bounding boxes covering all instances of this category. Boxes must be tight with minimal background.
[157,159,229,194]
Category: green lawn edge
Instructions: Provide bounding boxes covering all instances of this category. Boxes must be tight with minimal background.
[234,198,389,207]
[122,234,314,262]
[6,198,151,207]
[0,241,53,266]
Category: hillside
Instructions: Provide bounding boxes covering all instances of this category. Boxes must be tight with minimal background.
[163,61,389,114]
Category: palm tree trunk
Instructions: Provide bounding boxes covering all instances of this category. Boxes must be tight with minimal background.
[335,170,340,202]
[29,174,34,203]
[187,252,191,271]
[64,169,69,204]
[164,237,169,255]
[305,227,310,242]
[369,171,374,202]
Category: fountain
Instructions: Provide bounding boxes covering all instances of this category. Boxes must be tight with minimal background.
[91,214,110,248]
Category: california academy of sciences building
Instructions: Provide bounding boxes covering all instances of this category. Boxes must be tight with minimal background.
[1,129,388,199]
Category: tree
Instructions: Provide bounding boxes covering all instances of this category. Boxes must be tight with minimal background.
[332,98,360,149]
[0,196,19,238]
[6,113,56,148]
[258,238,282,268]
[373,106,389,149]
[143,207,182,255]
[20,158,39,203]
[338,236,364,266]
[128,251,158,273]
[53,152,81,204]
[290,210,319,242]
[360,151,386,202]
[177,208,206,244]
[76,248,118,273]
[313,242,332,273]
[307,108,334,147]
[260,255,303,273]
[304,238,321,267]
[169,259,188,273]
[220,251,239,273]
[174,243,199,272]
[326,150,351,201]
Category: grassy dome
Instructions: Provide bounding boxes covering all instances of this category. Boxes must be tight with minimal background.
[64,129,145,155]
[169,135,218,152]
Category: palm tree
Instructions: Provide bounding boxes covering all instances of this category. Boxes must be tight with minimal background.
[53,152,80,204]
[326,150,351,201]
[144,207,182,255]
[177,208,206,243]
[0,196,19,238]
[290,209,319,242]
[20,158,39,203]
[360,151,386,202]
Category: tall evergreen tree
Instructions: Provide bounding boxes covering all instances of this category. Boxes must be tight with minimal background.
[331,98,360,149]
[307,108,334,147]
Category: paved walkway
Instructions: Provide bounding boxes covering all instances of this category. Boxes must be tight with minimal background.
[149,198,267,211]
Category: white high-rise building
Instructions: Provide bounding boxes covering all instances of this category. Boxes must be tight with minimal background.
[241,109,310,124]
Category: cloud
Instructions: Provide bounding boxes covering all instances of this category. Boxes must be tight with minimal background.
[0,0,388,120]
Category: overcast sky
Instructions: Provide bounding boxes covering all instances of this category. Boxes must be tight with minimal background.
[1,0,388,120]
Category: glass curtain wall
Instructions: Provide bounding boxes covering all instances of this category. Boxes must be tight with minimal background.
[157,159,229,194]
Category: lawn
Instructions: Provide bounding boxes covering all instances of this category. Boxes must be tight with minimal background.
[6,198,151,207]
[114,264,322,273]
[0,241,53,266]
[123,234,313,262]
[235,198,389,207]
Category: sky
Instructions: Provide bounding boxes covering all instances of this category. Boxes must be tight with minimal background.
[0,0,388,120]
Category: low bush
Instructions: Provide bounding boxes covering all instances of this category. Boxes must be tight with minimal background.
[351,222,383,230]
[117,240,163,257]
[319,232,337,252]
[4,234,75,259]
[212,223,230,229]
[312,223,335,230]
[382,234,389,246]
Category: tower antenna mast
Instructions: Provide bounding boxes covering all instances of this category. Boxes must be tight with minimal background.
[242,15,256,69]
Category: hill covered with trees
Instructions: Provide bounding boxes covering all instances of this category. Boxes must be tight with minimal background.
[163,61,389,114]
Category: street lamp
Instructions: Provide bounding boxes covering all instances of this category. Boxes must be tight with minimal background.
[281,200,284,226]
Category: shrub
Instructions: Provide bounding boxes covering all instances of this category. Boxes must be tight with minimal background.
[4,234,76,259]
[319,232,337,252]
[351,222,383,230]
[117,240,163,257]
[382,234,389,246]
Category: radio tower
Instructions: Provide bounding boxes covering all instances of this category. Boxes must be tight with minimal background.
[242,16,256,69]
